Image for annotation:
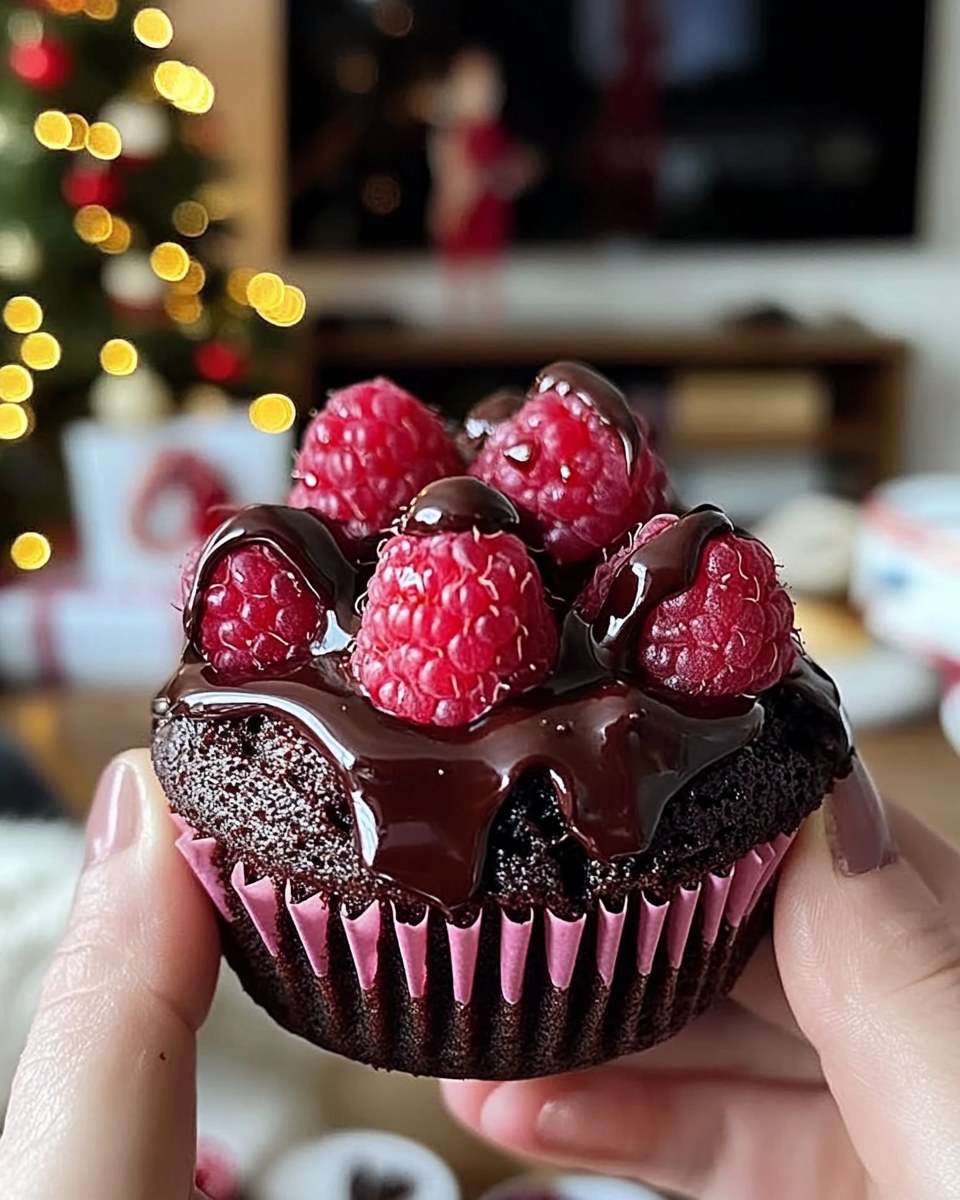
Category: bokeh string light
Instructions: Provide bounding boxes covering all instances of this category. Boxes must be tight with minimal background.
[99,338,139,376]
[99,216,132,255]
[85,120,123,160]
[150,240,190,281]
[21,332,62,371]
[3,297,43,335]
[73,204,114,244]
[0,365,34,404]
[34,109,73,150]
[133,7,174,49]
[10,533,52,572]
[0,404,31,442]
[12,1,311,569]
[249,393,296,435]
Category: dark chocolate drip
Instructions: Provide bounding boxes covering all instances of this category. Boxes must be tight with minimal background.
[160,501,849,912]
[457,387,525,460]
[350,1170,413,1200]
[183,505,360,650]
[534,361,642,476]
[592,507,734,670]
[164,637,762,910]
[399,477,522,538]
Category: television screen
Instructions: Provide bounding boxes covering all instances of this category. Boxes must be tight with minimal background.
[286,0,929,252]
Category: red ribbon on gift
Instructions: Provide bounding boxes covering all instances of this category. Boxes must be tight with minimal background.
[129,450,234,553]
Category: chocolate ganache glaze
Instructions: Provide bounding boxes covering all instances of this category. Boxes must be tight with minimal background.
[534,361,642,475]
[157,478,847,911]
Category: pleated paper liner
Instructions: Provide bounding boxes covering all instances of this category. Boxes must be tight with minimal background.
[173,813,796,1079]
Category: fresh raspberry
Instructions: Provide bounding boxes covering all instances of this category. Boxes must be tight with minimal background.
[196,544,327,678]
[289,378,461,545]
[469,386,668,564]
[352,529,558,727]
[580,514,796,696]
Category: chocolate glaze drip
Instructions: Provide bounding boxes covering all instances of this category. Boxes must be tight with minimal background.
[456,387,525,460]
[534,361,642,476]
[399,477,522,538]
[158,501,848,911]
[183,505,359,650]
[593,508,734,670]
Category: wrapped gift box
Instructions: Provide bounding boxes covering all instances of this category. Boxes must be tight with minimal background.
[63,411,293,590]
[0,570,182,687]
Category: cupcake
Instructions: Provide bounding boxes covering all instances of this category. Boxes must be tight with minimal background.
[153,364,852,1080]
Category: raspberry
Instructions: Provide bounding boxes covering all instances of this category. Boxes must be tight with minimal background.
[580,514,796,696]
[352,529,558,727]
[290,378,461,545]
[196,544,327,678]
[469,384,668,564]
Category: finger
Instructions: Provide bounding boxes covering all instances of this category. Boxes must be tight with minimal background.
[777,759,960,1200]
[443,1070,859,1200]
[730,936,807,1042]
[618,997,821,1084]
[0,751,220,1200]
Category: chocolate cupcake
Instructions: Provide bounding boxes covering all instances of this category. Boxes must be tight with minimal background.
[153,364,852,1080]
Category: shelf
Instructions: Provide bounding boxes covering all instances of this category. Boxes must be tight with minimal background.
[315,324,910,370]
[670,420,873,456]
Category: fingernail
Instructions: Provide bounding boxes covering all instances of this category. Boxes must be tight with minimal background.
[535,1093,619,1157]
[825,755,898,876]
[84,758,142,867]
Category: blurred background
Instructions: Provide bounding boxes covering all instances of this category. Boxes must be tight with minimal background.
[1,1,959,1198]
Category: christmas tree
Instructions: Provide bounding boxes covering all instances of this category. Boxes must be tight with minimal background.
[0,0,299,566]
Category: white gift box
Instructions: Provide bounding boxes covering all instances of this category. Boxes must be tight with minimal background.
[0,571,182,687]
[63,412,293,590]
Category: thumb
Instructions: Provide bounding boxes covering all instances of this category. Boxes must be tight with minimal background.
[0,751,220,1200]
[777,759,960,1200]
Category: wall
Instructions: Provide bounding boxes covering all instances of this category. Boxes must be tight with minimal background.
[172,0,960,473]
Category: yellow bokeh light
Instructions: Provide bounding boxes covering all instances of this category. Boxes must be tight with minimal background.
[84,0,119,19]
[247,272,284,312]
[226,267,256,306]
[133,7,173,48]
[100,338,138,376]
[172,200,209,238]
[154,60,191,102]
[86,121,123,161]
[66,113,89,151]
[0,364,33,404]
[164,292,203,324]
[149,241,189,281]
[10,532,52,571]
[181,75,215,115]
[74,205,113,244]
[21,332,61,371]
[3,296,43,335]
[0,403,30,441]
[99,216,132,255]
[172,259,206,295]
[249,393,296,435]
[34,110,72,151]
[260,284,307,328]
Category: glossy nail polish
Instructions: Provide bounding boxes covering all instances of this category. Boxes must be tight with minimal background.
[84,758,142,866]
[825,755,898,876]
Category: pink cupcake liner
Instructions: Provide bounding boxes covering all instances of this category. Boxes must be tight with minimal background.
[173,813,796,1005]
